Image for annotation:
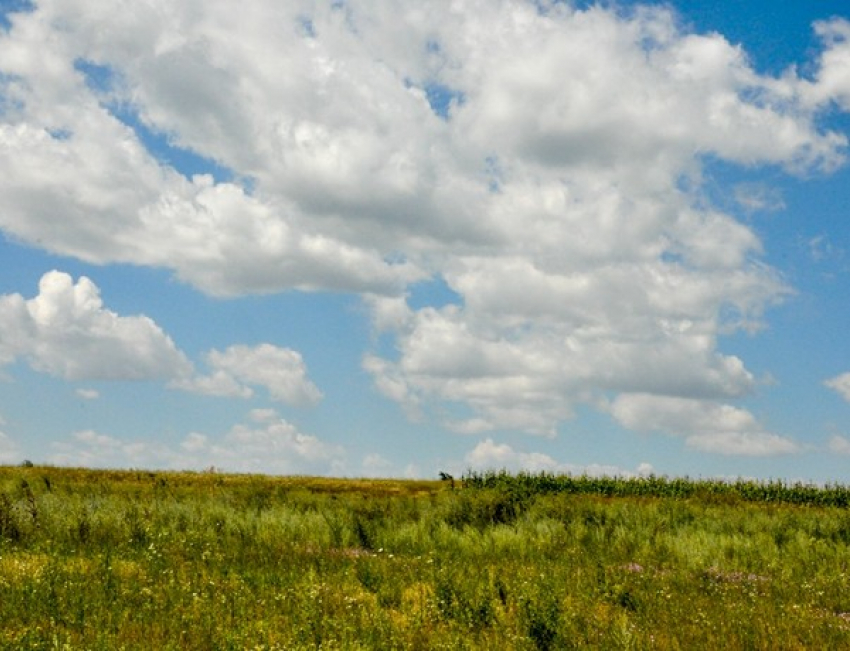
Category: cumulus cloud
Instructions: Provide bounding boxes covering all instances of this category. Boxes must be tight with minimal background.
[610,393,798,456]
[50,429,164,469]
[0,1,423,296]
[803,19,850,111]
[825,373,850,401]
[172,343,322,406]
[0,271,191,380]
[49,410,346,474]
[464,438,654,477]
[3,2,850,451]
[179,409,345,474]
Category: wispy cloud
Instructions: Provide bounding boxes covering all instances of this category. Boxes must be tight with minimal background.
[825,373,850,401]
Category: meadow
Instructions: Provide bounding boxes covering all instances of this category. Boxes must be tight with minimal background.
[1,466,849,649]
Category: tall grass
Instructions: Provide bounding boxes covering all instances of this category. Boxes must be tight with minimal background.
[0,465,849,649]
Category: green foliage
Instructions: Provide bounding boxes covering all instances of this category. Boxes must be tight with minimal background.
[0,465,849,649]
[462,469,850,507]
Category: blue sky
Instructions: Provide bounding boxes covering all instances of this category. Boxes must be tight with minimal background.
[2,0,850,481]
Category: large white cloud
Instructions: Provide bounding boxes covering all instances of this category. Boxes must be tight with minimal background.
[0,271,191,380]
[3,2,850,450]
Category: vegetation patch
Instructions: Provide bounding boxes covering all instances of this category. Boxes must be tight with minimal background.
[0,465,849,648]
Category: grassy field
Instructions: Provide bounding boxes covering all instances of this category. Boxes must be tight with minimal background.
[1,466,849,649]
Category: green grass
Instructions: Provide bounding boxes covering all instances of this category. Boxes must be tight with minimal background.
[1,465,849,649]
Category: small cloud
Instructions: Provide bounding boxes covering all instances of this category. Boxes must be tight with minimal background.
[171,369,253,400]
[73,429,121,448]
[50,429,171,469]
[465,438,562,473]
[402,463,421,479]
[444,417,494,435]
[362,453,394,476]
[49,411,346,474]
[363,294,412,333]
[0,430,20,464]
[808,234,837,262]
[685,431,799,456]
[75,388,99,400]
[203,411,345,473]
[828,435,850,456]
[181,432,208,453]
[733,183,785,214]
[637,462,655,476]
[825,373,850,401]
[610,393,799,456]
[248,408,279,423]
[362,354,422,420]
[464,438,649,477]
[172,343,322,407]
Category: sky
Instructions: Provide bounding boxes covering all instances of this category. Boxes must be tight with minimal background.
[2,0,850,481]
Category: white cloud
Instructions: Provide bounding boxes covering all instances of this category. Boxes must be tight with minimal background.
[364,282,773,435]
[173,343,322,406]
[3,2,850,445]
[2,2,842,293]
[684,431,799,456]
[364,294,413,333]
[825,372,850,401]
[0,271,191,381]
[464,438,653,477]
[50,429,167,469]
[465,438,564,473]
[361,453,395,477]
[803,19,850,112]
[179,409,345,474]
[0,427,20,464]
[808,234,841,263]
[610,393,799,456]
[636,462,655,477]
[181,432,209,454]
[0,1,424,296]
[49,410,346,475]
[828,435,850,455]
[733,183,785,214]
[75,388,100,400]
